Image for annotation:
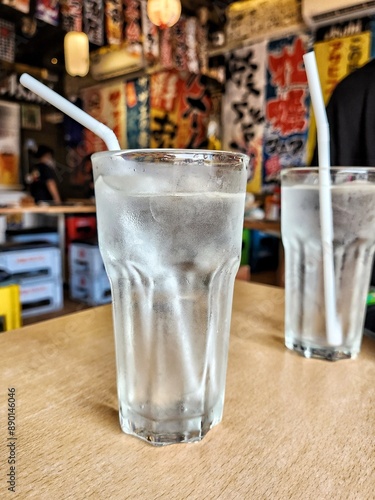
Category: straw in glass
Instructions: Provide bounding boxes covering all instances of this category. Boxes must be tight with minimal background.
[303,51,342,347]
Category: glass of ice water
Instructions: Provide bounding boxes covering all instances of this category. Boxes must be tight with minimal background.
[92,149,248,445]
[281,166,375,361]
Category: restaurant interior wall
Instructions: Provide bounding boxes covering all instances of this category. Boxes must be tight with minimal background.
[81,36,372,193]
[0,0,374,201]
[62,4,375,197]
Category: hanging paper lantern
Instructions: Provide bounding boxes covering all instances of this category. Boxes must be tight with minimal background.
[147,0,181,29]
[64,31,90,77]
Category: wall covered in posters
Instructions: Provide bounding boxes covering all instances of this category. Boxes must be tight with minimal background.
[5,0,375,200]
[72,68,213,179]
[223,36,310,192]
[223,14,375,193]
[76,15,375,195]
[80,69,212,154]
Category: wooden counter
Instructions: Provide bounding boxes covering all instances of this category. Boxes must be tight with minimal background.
[0,205,96,215]
[243,217,281,234]
[1,281,374,498]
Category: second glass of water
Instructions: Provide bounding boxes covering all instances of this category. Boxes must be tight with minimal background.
[281,167,375,360]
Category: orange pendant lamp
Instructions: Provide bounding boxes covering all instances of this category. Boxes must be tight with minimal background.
[147,0,182,28]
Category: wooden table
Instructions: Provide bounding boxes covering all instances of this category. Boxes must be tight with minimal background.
[0,204,96,278]
[1,281,374,498]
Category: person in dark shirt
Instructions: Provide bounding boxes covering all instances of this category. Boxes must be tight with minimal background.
[325,58,375,166]
[29,145,61,203]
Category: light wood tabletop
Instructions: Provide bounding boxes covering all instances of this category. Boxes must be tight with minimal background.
[1,281,374,499]
[0,204,96,215]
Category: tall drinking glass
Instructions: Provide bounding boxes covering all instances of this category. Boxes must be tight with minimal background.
[92,149,248,445]
[281,167,375,360]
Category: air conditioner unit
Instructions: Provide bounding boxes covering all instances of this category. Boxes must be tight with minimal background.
[90,46,145,81]
[302,0,375,28]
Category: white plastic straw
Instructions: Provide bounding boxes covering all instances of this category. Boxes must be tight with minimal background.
[19,73,121,151]
[303,51,342,347]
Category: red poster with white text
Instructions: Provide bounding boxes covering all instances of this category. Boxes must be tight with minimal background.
[263,34,310,184]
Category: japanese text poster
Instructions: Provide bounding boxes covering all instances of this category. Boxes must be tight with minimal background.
[150,71,211,149]
[264,34,310,183]
[223,42,267,193]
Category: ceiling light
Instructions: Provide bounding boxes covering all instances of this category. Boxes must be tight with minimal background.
[147,0,181,29]
[64,32,89,77]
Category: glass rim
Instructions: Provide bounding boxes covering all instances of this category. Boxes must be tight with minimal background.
[281,166,375,175]
[91,148,249,163]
